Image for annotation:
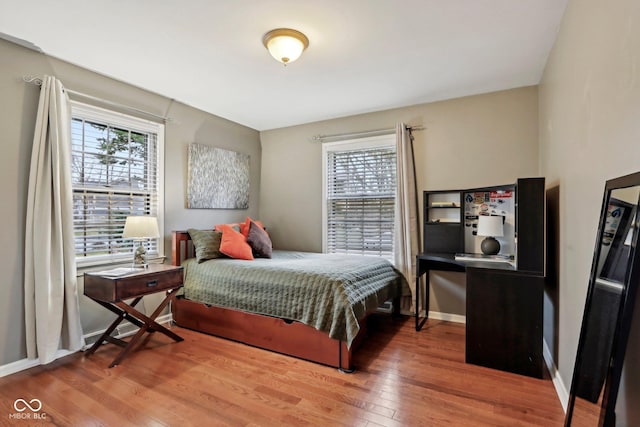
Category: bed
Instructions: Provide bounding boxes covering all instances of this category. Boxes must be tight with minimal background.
[170,230,404,371]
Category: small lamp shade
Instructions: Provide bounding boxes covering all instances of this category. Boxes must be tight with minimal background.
[477,215,504,237]
[123,216,160,239]
[122,216,159,268]
[477,215,503,255]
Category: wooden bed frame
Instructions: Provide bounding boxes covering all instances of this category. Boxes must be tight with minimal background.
[170,230,395,371]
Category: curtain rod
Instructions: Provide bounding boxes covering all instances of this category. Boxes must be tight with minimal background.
[311,125,424,143]
[22,75,170,123]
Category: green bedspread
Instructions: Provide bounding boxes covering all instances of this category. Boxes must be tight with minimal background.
[181,250,406,348]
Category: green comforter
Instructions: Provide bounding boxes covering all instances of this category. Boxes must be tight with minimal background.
[181,250,405,348]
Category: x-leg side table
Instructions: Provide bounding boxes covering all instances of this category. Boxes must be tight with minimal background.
[83,264,184,367]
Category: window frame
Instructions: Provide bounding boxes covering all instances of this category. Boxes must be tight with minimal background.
[70,101,165,268]
[321,134,396,259]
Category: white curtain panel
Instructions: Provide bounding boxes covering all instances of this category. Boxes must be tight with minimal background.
[24,75,84,364]
[394,123,420,314]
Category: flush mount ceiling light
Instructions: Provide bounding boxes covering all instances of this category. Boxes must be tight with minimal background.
[262,28,309,65]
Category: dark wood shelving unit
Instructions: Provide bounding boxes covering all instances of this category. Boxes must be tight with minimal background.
[418,177,545,378]
[424,190,463,254]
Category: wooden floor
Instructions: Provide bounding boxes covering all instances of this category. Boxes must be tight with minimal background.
[0,315,565,426]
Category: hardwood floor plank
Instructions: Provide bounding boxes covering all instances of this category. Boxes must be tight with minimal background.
[0,315,565,426]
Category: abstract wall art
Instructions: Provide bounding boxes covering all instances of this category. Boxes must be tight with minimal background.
[187,143,250,209]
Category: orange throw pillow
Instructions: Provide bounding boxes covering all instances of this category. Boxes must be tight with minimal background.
[214,223,241,233]
[240,217,251,237]
[240,217,266,237]
[219,224,254,260]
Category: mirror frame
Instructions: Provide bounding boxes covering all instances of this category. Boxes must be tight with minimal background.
[565,171,640,427]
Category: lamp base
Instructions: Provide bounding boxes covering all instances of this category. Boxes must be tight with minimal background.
[132,241,148,268]
[481,237,501,255]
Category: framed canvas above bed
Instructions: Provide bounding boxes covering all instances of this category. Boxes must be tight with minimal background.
[187,143,250,209]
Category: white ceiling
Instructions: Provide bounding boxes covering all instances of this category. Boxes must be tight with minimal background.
[0,0,567,131]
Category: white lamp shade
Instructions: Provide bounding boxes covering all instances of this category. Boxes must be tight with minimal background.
[477,215,504,237]
[122,216,160,239]
[263,28,309,64]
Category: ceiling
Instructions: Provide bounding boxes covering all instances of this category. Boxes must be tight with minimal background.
[0,0,567,131]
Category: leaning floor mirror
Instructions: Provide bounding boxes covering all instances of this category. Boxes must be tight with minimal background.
[565,171,640,426]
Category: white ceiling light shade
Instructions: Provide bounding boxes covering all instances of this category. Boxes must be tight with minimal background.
[262,28,309,65]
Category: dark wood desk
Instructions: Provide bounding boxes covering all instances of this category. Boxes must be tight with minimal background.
[415,253,465,331]
[415,253,515,330]
[415,253,544,378]
[84,264,184,367]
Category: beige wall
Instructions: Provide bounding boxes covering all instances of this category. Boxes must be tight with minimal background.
[260,87,539,316]
[0,38,260,366]
[539,0,640,421]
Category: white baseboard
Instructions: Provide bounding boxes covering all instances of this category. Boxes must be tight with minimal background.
[429,310,466,324]
[0,357,41,378]
[81,313,173,347]
[0,313,173,378]
[543,338,569,412]
[399,309,466,324]
[0,348,76,378]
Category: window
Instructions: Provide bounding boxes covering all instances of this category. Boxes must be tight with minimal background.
[322,135,396,260]
[71,102,164,267]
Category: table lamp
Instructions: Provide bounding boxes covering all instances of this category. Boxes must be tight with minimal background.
[477,215,504,255]
[122,216,160,268]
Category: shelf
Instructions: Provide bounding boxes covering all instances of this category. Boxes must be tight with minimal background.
[455,253,515,266]
[424,190,464,253]
[429,201,460,208]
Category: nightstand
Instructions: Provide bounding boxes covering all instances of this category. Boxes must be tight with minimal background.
[84,264,184,367]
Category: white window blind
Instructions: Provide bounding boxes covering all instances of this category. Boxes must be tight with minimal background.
[71,102,164,266]
[323,136,396,259]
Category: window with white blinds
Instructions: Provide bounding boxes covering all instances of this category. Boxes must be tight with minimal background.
[71,102,164,266]
[322,135,396,260]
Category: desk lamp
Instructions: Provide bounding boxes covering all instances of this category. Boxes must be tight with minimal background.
[122,216,160,268]
[477,215,504,255]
